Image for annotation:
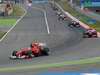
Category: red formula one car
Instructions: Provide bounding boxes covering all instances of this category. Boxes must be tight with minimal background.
[10,42,50,59]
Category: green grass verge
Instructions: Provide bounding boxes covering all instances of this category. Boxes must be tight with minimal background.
[1,57,100,72]
[0,19,17,27]
[0,5,25,39]
[0,5,24,26]
[57,0,100,31]
[0,31,6,39]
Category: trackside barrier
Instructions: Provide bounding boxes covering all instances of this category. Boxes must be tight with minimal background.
[51,1,100,37]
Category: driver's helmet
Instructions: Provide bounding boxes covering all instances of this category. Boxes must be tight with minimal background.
[31,42,39,47]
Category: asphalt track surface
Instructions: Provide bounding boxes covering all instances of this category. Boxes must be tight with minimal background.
[0,3,100,74]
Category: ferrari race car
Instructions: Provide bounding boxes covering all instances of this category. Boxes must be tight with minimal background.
[83,29,97,38]
[68,21,80,28]
[10,42,50,59]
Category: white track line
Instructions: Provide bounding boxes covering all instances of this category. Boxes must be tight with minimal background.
[32,7,50,34]
[0,7,27,42]
[44,10,50,34]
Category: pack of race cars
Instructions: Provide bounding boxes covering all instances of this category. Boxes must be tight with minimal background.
[52,6,98,38]
[55,11,98,38]
[9,4,98,60]
[68,21,98,38]
[10,27,98,60]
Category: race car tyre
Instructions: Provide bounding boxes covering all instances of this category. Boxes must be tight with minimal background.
[68,24,73,28]
[9,55,17,59]
[9,51,18,59]
[42,47,49,56]
[92,33,97,38]
[25,50,33,58]
[68,24,80,28]
[83,33,89,38]
[76,25,80,28]
[53,7,58,11]
[83,35,89,38]
[34,53,40,57]
[12,51,17,56]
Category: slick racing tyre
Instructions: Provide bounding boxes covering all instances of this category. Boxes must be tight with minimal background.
[41,47,50,56]
[83,34,90,38]
[12,51,17,56]
[9,51,17,59]
[25,50,33,58]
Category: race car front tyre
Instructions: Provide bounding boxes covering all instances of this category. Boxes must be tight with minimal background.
[10,51,17,59]
[9,55,16,58]
[12,51,17,56]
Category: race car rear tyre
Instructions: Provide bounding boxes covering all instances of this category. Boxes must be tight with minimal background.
[34,53,40,57]
[25,50,33,58]
[42,47,49,56]
[83,35,89,38]
[92,35,97,38]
